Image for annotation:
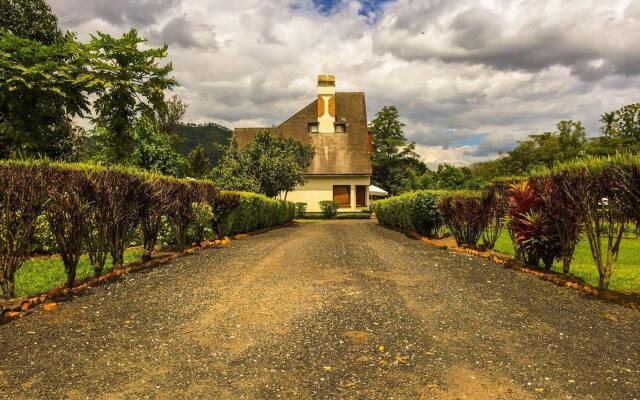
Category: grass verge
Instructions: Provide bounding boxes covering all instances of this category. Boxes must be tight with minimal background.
[15,248,144,298]
[492,234,640,292]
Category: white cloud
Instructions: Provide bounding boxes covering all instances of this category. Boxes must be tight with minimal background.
[49,0,640,166]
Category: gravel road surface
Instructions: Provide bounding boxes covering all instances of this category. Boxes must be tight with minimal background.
[1,220,639,399]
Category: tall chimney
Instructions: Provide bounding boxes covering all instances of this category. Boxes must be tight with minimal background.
[317,74,336,133]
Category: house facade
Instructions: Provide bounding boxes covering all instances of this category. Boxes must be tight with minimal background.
[234,75,372,212]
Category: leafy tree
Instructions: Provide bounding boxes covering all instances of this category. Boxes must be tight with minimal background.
[156,94,188,149]
[187,144,210,178]
[88,29,176,164]
[209,138,260,192]
[0,0,62,45]
[0,31,91,159]
[369,105,423,195]
[211,131,314,198]
[130,115,188,177]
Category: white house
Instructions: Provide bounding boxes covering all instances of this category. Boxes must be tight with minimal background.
[235,75,372,212]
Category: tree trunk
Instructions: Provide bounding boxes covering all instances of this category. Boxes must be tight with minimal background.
[599,272,610,290]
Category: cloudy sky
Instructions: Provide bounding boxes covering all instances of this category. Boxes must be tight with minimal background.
[49,0,640,167]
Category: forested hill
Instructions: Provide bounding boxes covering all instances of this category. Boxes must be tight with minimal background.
[176,122,233,167]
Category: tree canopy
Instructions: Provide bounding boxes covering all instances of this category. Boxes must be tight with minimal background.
[211,131,315,198]
[88,29,176,165]
[369,105,425,195]
[0,0,62,45]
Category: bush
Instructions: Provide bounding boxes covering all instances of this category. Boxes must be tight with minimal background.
[223,192,295,235]
[409,192,442,237]
[373,190,446,235]
[438,191,490,247]
[295,202,307,218]
[0,161,48,298]
[319,200,339,218]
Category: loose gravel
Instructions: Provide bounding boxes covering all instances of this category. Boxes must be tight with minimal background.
[1,220,639,399]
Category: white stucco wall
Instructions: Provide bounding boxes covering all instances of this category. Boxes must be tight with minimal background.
[283,175,371,212]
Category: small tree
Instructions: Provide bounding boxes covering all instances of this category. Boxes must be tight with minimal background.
[319,201,339,218]
[0,162,48,298]
[139,176,176,260]
[438,192,489,247]
[187,144,210,178]
[44,166,92,288]
[212,132,314,198]
[409,192,442,237]
[85,168,143,272]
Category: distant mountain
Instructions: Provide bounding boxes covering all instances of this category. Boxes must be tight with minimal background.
[176,122,233,168]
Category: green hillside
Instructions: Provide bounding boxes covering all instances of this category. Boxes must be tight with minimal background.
[176,122,233,167]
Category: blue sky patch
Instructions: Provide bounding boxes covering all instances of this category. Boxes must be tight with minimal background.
[309,0,394,18]
[451,133,488,147]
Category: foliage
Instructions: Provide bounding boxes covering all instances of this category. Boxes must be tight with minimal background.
[528,172,584,273]
[176,122,232,168]
[505,181,561,268]
[44,166,93,288]
[88,29,176,165]
[209,138,260,192]
[409,192,443,237]
[223,192,295,235]
[295,202,308,218]
[0,161,48,298]
[189,202,214,245]
[0,0,62,45]
[211,192,241,239]
[131,114,189,177]
[0,31,91,159]
[438,192,490,247]
[369,105,425,195]
[212,131,314,198]
[187,144,210,178]
[319,200,339,218]
[156,94,188,149]
[547,155,637,289]
[373,190,448,234]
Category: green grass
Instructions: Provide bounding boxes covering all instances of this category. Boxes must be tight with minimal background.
[15,248,144,298]
[492,234,640,292]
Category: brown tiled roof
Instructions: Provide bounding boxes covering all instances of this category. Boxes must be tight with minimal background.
[234,92,371,176]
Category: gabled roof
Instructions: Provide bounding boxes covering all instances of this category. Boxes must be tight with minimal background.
[235,92,372,176]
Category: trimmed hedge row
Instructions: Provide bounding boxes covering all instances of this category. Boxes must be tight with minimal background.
[373,154,640,290]
[0,161,294,299]
[224,191,295,235]
[373,190,447,235]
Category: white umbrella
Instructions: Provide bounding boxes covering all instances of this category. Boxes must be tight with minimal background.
[369,185,388,197]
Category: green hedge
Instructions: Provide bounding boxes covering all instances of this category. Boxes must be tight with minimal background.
[373,190,448,233]
[224,192,295,235]
[0,161,295,299]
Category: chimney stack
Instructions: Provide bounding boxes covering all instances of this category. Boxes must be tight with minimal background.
[317,74,336,133]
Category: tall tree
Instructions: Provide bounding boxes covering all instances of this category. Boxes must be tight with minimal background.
[369,105,422,195]
[209,138,260,193]
[88,29,176,165]
[0,32,91,159]
[0,0,62,45]
[131,114,188,177]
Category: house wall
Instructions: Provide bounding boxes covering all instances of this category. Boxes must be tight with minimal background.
[284,175,371,212]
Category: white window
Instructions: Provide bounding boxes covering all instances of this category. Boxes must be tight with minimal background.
[308,123,319,133]
[335,123,346,133]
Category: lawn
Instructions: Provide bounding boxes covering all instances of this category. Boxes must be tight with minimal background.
[14,248,144,298]
[492,234,640,292]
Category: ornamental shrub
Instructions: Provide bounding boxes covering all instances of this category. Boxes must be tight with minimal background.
[295,202,307,218]
[0,161,48,298]
[505,181,562,269]
[224,192,295,235]
[409,192,442,237]
[319,200,339,218]
[438,191,489,247]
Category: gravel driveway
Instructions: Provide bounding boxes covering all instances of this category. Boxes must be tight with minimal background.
[1,220,639,399]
